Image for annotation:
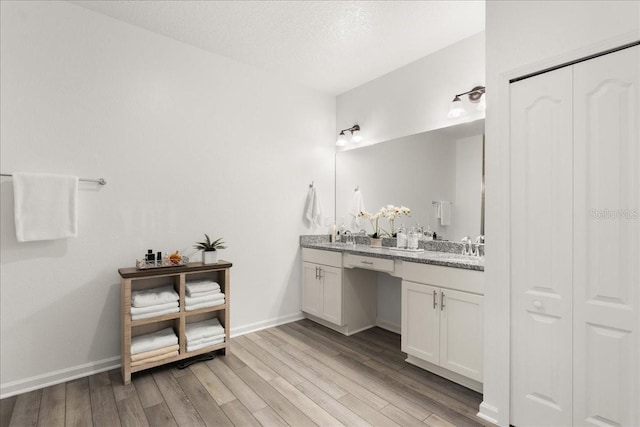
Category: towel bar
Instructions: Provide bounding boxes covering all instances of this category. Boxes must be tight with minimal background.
[0,173,107,185]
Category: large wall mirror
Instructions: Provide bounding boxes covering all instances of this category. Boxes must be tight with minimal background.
[335,119,484,243]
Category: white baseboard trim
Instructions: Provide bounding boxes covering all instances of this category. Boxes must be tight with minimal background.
[1,312,305,399]
[229,312,305,337]
[0,356,120,399]
[477,401,500,425]
[375,318,401,334]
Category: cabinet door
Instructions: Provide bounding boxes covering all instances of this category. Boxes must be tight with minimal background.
[573,45,639,427]
[320,265,343,325]
[302,262,321,317]
[401,281,439,364]
[510,66,574,427]
[439,289,483,382]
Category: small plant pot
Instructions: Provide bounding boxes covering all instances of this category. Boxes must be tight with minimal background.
[202,250,218,265]
[370,238,383,248]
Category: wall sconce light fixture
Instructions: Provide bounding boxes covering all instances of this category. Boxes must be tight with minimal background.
[447,86,486,119]
[336,124,362,146]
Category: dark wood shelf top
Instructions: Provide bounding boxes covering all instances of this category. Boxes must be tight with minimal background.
[119,260,232,278]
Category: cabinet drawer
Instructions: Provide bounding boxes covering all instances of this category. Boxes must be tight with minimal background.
[403,261,483,294]
[302,248,342,268]
[344,254,394,273]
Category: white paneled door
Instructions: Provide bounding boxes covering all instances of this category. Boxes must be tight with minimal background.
[572,46,639,427]
[510,44,639,427]
[510,66,574,427]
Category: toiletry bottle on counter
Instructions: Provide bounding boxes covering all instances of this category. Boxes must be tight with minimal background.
[330,222,337,243]
[396,225,407,249]
[408,227,419,250]
[425,226,433,241]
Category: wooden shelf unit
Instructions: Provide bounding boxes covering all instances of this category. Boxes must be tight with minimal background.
[118,261,232,384]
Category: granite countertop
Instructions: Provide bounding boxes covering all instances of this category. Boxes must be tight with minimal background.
[301,238,484,272]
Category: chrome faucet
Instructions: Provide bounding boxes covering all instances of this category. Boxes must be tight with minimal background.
[461,236,472,255]
[473,235,485,257]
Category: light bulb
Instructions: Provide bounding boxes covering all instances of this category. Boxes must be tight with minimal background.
[351,133,363,143]
[477,94,486,112]
[447,97,466,119]
[336,132,347,146]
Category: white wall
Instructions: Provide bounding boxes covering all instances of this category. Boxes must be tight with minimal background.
[484,1,639,425]
[0,1,335,396]
[336,32,485,146]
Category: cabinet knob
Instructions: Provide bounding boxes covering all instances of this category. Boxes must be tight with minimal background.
[533,300,543,308]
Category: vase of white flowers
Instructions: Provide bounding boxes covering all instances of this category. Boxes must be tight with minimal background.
[380,204,411,237]
[357,210,383,246]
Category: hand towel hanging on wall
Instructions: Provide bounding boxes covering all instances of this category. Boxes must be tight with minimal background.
[440,201,451,226]
[349,189,366,227]
[304,184,323,227]
[12,172,79,242]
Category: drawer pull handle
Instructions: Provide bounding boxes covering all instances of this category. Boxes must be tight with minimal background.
[441,291,445,311]
[433,290,438,309]
[361,261,374,265]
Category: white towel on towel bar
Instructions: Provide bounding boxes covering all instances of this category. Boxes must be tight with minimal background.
[348,189,366,227]
[304,186,323,227]
[440,201,451,226]
[13,172,79,242]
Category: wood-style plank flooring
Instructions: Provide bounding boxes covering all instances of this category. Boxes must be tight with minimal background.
[1,319,491,426]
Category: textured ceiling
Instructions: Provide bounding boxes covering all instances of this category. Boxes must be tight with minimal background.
[71,1,485,95]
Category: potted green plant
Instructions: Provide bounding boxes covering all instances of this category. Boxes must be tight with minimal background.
[194,234,226,264]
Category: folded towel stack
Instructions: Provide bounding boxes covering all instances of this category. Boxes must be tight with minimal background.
[185,318,225,352]
[131,285,180,320]
[185,280,225,311]
[130,328,179,366]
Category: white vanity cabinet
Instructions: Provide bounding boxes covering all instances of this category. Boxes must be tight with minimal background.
[301,248,377,336]
[302,248,343,325]
[401,262,484,392]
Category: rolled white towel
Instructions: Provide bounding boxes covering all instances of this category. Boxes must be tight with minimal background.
[130,301,179,315]
[185,293,225,306]
[132,285,178,308]
[185,280,220,296]
[185,318,224,341]
[187,336,225,352]
[185,298,225,311]
[131,306,180,321]
[131,328,178,355]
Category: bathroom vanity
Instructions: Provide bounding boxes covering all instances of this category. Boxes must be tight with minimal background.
[301,237,484,392]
